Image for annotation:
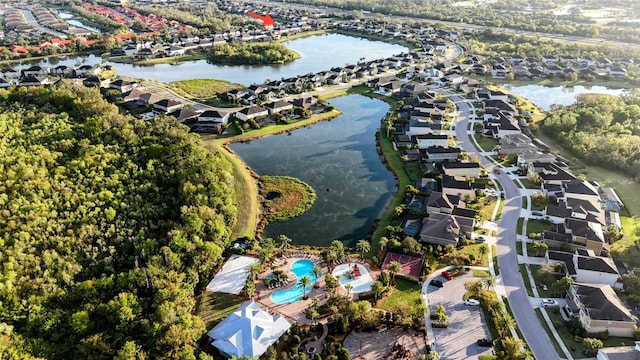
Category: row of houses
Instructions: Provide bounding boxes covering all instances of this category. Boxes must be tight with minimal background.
[0,64,103,87]
[472,54,635,80]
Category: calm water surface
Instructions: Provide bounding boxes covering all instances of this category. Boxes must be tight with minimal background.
[230,95,396,247]
[19,33,406,85]
[503,84,628,110]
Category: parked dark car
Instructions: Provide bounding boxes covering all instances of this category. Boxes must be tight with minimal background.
[477,338,493,347]
[430,279,444,288]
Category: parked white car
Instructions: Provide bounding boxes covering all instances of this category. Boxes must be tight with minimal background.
[541,299,558,307]
[464,299,480,306]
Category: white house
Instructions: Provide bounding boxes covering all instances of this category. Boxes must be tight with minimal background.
[207,301,291,358]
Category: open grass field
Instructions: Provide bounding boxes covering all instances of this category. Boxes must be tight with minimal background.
[459,243,490,266]
[170,79,244,99]
[376,277,424,318]
[526,219,556,234]
[474,135,500,152]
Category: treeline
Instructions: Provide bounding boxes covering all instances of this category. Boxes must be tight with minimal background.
[0,84,237,359]
[466,29,638,59]
[541,93,640,179]
[291,0,640,43]
[207,42,299,65]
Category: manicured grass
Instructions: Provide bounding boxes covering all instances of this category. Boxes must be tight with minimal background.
[467,196,497,223]
[520,179,540,189]
[521,197,528,209]
[519,264,534,297]
[517,217,524,235]
[474,135,500,152]
[472,269,491,278]
[492,245,499,275]
[529,264,552,298]
[377,277,424,318]
[527,219,556,234]
[459,243,490,266]
[195,292,243,329]
[170,78,244,99]
[534,308,566,357]
[516,241,523,256]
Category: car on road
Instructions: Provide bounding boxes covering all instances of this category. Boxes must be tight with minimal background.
[531,211,544,216]
[477,338,493,347]
[464,299,480,306]
[441,271,453,280]
[541,299,558,307]
[430,279,444,288]
[474,236,486,243]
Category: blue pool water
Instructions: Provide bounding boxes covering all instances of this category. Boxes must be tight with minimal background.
[271,259,318,304]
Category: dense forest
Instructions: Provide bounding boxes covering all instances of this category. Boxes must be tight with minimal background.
[0,85,237,359]
[540,93,640,179]
[207,42,299,65]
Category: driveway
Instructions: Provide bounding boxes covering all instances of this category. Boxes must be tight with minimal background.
[426,272,493,359]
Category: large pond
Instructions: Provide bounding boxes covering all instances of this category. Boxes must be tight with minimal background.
[18,33,407,85]
[229,95,396,247]
[502,84,628,110]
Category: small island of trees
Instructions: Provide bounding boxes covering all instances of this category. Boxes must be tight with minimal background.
[207,42,300,65]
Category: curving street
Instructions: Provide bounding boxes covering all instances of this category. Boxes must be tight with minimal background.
[448,91,561,360]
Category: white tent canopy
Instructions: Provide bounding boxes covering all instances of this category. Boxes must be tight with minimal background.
[208,301,291,358]
[206,254,260,294]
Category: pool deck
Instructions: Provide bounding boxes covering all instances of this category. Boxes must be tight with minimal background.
[254,253,378,327]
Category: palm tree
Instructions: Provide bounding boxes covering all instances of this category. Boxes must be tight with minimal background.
[345,283,353,299]
[299,275,312,300]
[371,280,384,303]
[501,336,531,360]
[496,312,516,337]
[464,280,483,293]
[331,240,345,261]
[356,239,370,260]
[247,263,261,282]
[278,234,292,255]
[379,236,389,251]
[478,243,488,261]
[532,241,548,257]
[388,261,402,286]
[312,265,323,289]
[483,276,496,290]
[245,281,256,299]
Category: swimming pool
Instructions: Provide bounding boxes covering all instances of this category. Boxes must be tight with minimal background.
[271,259,317,304]
[333,263,373,294]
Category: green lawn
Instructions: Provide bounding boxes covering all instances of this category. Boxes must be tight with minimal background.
[519,264,534,297]
[170,78,244,99]
[492,245,499,275]
[472,269,491,278]
[529,264,552,298]
[527,242,546,257]
[522,197,528,209]
[516,241,523,256]
[473,135,500,152]
[517,218,524,235]
[196,292,243,329]
[377,278,424,317]
[459,243,490,266]
[534,309,567,358]
[520,179,540,189]
[526,219,556,234]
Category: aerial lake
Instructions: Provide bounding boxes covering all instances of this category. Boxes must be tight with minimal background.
[229,95,396,247]
[502,84,628,110]
[19,33,407,85]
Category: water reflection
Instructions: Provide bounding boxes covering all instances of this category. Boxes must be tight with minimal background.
[230,95,396,247]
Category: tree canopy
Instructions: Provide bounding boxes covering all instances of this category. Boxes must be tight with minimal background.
[207,42,299,65]
[0,84,237,359]
[541,93,640,180]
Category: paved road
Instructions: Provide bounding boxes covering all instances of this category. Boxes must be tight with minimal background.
[21,9,68,39]
[449,92,560,360]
